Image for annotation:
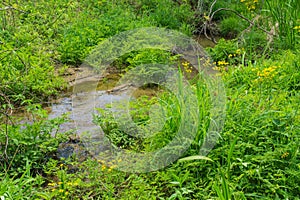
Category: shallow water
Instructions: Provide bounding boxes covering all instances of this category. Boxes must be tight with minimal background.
[16,36,216,135]
[47,74,130,135]
[48,36,216,135]
[13,36,217,160]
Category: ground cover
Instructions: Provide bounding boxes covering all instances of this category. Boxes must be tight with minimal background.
[1,0,299,199]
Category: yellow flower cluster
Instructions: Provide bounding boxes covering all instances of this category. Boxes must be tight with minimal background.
[66,182,79,186]
[227,48,245,59]
[256,66,278,78]
[252,65,278,83]
[241,0,258,11]
[213,60,229,72]
[97,159,121,172]
[48,179,80,195]
[217,61,229,66]
[293,26,300,33]
[236,48,245,55]
[182,61,193,73]
[48,181,79,187]
[48,182,56,187]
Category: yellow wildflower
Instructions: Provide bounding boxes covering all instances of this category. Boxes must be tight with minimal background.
[213,66,222,72]
[293,26,300,32]
[204,15,210,21]
[97,159,105,164]
[182,61,192,73]
[186,69,192,73]
[59,189,64,193]
[48,182,56,186]
[73,182,79,186]
[217,60,229,66]
[257,66,278,78]
[182,61,189,67]
[281,152,289,159]
[111,164,117,169]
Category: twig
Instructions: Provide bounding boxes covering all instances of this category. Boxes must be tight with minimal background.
[199,0,218,43]
[210,8,275,36]
[199,0,275,43]
[209,0,217,16]
[4,117,9,161]
[238,15,261,39]
[4,145,20,177]
[0,87,15,161]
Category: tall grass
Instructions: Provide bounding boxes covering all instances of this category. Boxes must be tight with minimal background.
[265,0,300,49]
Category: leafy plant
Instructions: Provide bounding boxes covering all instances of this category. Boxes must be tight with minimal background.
[0,108,68,176]
[0,161,45,200]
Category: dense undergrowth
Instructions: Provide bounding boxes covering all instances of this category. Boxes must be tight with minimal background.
[1,0,300,199]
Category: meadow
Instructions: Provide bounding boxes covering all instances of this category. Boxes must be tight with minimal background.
[0,0,299,199]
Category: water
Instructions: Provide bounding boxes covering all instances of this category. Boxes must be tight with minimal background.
[12,36,217,160]
[47,74,131,135]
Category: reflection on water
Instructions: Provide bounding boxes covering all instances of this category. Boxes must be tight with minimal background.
[48,76,130,136]
[48,74,163,136]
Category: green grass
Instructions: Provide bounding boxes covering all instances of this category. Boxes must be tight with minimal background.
[1,0,300,199]
[265,0,300,49]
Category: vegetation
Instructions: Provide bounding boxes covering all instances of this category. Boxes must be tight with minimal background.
[1,0,299,199]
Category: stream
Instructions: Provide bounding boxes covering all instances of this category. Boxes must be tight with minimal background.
[48,74,130,134]
[48,36,215,135]
[21,36,216,160]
